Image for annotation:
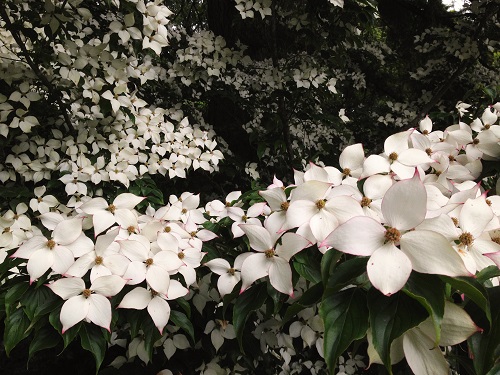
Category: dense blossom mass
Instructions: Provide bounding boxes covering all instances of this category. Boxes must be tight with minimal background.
[0,0,499,374]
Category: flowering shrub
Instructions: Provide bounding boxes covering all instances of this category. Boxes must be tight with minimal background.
[1,101,500,374]
[1,1,500,374]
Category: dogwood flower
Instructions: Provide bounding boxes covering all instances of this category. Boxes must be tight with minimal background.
[239,223,310,296]
[12,217,90,282]
[118,280,188,333]
[321,170,471,295]
[48,275,126,333]
[79,193,145,236]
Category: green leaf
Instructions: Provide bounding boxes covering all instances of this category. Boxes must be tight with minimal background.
[367,289,428,373]
[320,249,343,285]
[293,249,321,284]
[440,275,491,326]
[468,286,500,375]
[4,281,29,317]
[140,318,162,362]
[233,282,268,351]
[49,309,81,349]
[80,324,107,374]
[3,308,32,355]
[170,310,195,343]
[403,272,445,344]
[325,257,368,293]
[21,286,56,320]
[282,282,323,324]
[320,287,369,373]
[175,296,192,319]
[476,265,500,284]
[28,326,60,360]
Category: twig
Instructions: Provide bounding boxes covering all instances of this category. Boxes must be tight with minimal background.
[0,6,73,129]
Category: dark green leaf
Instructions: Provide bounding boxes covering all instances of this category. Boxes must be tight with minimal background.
[140,318,162,362]
[49,309,81,349]
[325,257,368,293]
[3,308,31,355]
[320,288,368,373]
[476,266,500,284]
[21,286,55,320]
[403,272,445,344]
[4,281,29,317]
[28,326,60,360]
[368,289,428,373]
[468,286,500,375]
[293,250,321,284]
[233,283,268,351]
[170,310,195,343]
[80,324,107,374]
[320,249,342,285]
[440,275,491,326]
[282,282,323,324]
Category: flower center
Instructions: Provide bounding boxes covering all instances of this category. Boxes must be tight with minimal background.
[264,249,275,258]
[473,138,480,145]
[145,258,154,266]
[107,204,116,214]
[492,237,500,245]
[484,124,491,129]
[388,152,398,161]
[2,226,11,234]
[384,227,401,243]
[280,201,289,211]
[95,256,103,265]
[227,268,235,275]
[164,226,171,233]
[361,197,372,207]
[190,231,197,237]
[459,232,474,247]
[242,215,248,222]
[178,252,185,260]
[485,199,491,206]
[422,130,429,135]
[82,289,92,298]
[127,226,136,234]
[316,199,326,209]
[448,155,456,162]
[47,239,56,249]
[451,217,459,227]
[425,148,432,156]
[342,168,351,176]
[181,208,188,214]
[150,289,159,297]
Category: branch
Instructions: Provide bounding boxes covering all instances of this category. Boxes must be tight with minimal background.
[0,6,73,129]
[271,3,295,173]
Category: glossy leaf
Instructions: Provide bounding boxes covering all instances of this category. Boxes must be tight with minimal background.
[80,324,107,374]
[476,265,500,284]
[293,249,321,284]
[403,272,445,344]
[368,289,428,373]
[3,308,31,355]
[170,310,195,343]
[468,286,500,375]
[325,257,368,293]
[320,287,368,373]
[282,282,323,324]
[233,282,268,351]
[441,275,491,326]
[28,326,60,360]
[320,248,342,285]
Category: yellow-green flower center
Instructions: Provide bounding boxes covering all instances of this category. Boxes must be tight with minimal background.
[264,249,275,258]
[384,227,401,243]
[459,232,474,247]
